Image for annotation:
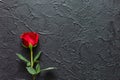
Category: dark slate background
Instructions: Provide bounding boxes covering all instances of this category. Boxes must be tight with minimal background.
[0,0,120,80]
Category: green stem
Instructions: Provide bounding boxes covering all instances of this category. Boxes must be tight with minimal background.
[30,48,34,67]
[29,44,36,80]
[32,75,36,80]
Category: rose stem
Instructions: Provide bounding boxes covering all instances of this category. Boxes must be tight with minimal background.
[29,44,36,80]
[30,47,33,67]
[32,75,36,80]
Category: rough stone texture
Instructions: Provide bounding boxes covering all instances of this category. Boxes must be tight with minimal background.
[0,0,120,80]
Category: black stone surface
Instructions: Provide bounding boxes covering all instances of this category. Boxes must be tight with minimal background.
[0,0,120,80]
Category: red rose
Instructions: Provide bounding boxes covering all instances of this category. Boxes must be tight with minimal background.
[20,32,39,48]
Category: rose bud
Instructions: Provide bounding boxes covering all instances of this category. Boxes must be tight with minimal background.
[20,32,39,48]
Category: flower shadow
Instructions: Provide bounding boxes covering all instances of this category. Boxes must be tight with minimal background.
[38,71,57,80]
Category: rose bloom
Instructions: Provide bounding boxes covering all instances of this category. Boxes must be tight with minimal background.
[20,32,39,48]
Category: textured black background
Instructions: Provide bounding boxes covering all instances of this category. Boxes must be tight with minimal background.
[0,0,120,80]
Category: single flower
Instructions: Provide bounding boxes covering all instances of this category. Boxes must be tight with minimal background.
[20,32,39,48]
[17,32,56,80]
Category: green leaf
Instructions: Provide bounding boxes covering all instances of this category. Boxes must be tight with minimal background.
[27,62,31,67]
[34,60,39,63]
[26,67,37,75]
[36,63,40,74]
[16,53,29,63]
[34,51,41,62]
[41,67,57,72]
